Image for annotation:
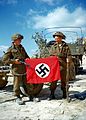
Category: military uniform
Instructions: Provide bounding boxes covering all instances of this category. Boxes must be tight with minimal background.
[47,32,72,99]
[2,34,29,98]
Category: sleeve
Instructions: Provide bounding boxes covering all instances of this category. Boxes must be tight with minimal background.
[2,48,15,65]
[22,47,30,59]
[25,51,30,59]
[66,44,72,63]
[67,45,71,56]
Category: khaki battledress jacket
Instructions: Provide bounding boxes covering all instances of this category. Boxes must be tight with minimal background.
[2,43,29,96]
[2,44,29,75]
[43,41,72,71]
[49,41,71,63]
[49,41,72,90]
[49,41,75,81]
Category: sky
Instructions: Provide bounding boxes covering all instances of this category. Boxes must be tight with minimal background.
[0,0,86,57]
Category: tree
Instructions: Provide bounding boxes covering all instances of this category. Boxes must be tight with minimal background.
[32,32,49,58]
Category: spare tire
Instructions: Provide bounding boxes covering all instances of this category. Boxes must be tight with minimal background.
[0,65,10,89]
[20,83,43,96]
[0,76,8,89]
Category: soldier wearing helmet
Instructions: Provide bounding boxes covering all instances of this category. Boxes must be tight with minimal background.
[2,33,30,105]
[47,31,72,100]
[53,31,66,39]
[11,33,24,41]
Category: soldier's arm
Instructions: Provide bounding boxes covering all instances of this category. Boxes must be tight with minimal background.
[66,45,72,102]
[66,45,72,64]
[25,50,30,59]
[2,48,15,65]
[22,47,30,59]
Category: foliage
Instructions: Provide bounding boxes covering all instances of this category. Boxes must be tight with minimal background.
[32,32,49,58]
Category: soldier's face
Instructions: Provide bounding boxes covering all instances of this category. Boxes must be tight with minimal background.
[55,36,62,43]
[14,38,22,45]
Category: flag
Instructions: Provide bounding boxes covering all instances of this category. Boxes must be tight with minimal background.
[25,56,61,84]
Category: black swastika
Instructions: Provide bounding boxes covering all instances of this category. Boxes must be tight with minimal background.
[35,64,50,77]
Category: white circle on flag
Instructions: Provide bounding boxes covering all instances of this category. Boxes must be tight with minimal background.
[35,63,50,78]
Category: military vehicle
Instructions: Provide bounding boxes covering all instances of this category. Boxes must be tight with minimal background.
[68,37,84,74]
[0,59,9,89]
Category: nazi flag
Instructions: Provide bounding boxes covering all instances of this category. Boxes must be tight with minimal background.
[25,56,61,84]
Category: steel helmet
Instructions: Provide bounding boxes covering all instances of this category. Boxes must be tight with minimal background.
[53,31,66,39]
[11,33,24,41]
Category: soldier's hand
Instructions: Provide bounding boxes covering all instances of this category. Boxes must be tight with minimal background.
[14,59,21,64]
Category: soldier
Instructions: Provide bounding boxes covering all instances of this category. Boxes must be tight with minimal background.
[2,33,39,105]
[48,31,72,100]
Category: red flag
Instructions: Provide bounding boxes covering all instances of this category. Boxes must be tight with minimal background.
[25,56,61,84]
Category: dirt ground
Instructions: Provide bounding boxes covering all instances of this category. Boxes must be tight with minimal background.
[0,56,86,120]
